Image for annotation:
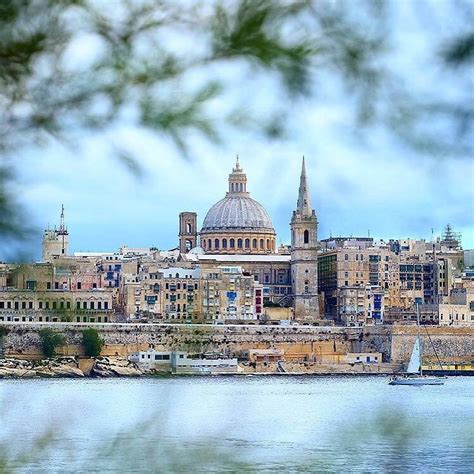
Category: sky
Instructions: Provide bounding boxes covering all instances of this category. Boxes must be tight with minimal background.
[5,1,474,260]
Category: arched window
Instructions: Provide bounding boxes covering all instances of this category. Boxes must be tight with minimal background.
[238,239,243,249]
[208,239,211,249]
[230,238,235,248]
[260,239,264,249]
[202,240,206,249]
[214,239,220,249]
[222,238,227,248]
[252,239,257,249]
[231,183,235,192]
[176,273,179,278]
[266,239,270,250]
[245,238,250,248]
[304,230,309,244]
[186,223,192,233]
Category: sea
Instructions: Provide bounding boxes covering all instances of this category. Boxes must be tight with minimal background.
[1,375,473,472]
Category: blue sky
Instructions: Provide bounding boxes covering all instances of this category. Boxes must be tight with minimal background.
[6,1,474,260]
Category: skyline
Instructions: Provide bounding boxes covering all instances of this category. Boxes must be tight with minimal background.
[18,147,472,259]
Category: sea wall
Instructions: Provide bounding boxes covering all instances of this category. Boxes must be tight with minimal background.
[0,323,472,365]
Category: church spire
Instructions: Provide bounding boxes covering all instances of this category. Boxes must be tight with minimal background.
[296,156,312,216]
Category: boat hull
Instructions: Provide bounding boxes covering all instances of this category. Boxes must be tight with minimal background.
[389,376,444,386]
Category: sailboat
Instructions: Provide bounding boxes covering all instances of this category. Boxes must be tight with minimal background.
[389,305,444,386]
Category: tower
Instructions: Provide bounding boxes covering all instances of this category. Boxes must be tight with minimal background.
[179,212,198,253]
[290,157,320,321]
[42,205,69,262]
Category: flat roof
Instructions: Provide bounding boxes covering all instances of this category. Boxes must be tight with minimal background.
[197,254,291,263]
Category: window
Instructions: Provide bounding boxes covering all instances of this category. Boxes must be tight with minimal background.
[238,239,243,249]
[230,238,235,248]
[214,239,220,249]
[66,302,70,309]
[260,239,264,249]
[345,254,349,261]
[77,302,80,309]
[47,282,51,290]
[52,302,57,310]
[83,302,87,309]
[252,239,257,248]
[222,238,227,248]
[92,283,97,289]
[208,239,211,249]
[26,280,36,290]
[245,238,250,248]
[45,302,49,309]
[38,302,42,309]
[304,230,309,244]
[266,239,270,250]
[77,282,82,290]
[186,223,192,233]
[104,302,108,310]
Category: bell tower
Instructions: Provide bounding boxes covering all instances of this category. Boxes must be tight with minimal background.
[290,157,320,321]
[179,212,198,253]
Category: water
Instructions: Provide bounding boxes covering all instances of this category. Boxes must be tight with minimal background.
[1,376,473,472]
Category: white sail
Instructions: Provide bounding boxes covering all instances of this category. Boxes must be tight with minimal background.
[406,336,421,374]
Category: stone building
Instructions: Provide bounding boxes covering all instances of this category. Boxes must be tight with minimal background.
[338,285,384,326]
[42,205,69,262]
[0,288,113,323]
[200,265,263,323]
[439,279,474,326]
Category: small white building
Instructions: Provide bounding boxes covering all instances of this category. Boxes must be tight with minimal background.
[128,349,240,375]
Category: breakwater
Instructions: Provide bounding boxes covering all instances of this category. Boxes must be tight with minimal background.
[1,323,472,366]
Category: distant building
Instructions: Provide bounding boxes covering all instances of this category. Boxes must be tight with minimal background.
[42,205,69,261]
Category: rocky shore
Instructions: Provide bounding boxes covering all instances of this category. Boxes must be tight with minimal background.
[0,357,145,378]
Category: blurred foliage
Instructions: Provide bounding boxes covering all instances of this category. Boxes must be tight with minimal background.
[0,0,472,256]
[0,406,472,471]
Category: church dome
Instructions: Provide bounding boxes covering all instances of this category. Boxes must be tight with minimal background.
[201,195,274,231]
[199,157,277,254]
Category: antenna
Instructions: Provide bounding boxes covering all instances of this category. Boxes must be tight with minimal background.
[58,204,68,236]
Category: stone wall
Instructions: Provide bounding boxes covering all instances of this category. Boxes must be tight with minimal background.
[0,323,472,365]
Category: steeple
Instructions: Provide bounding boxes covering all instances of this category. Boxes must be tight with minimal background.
[296,156,312,217]
[228,155,248,195]
[290,156,319,322]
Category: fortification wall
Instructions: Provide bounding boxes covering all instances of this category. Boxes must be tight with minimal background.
[0,323,472,364]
